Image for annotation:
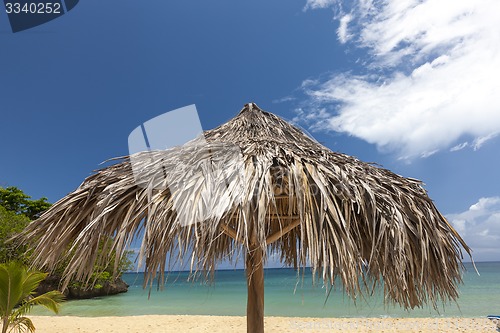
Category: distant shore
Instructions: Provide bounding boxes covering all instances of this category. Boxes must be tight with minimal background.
[31,315,493,332]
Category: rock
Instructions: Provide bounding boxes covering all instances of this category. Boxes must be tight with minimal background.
[36,274,66,296]
[36,275,129,300]
[67,278,129,299]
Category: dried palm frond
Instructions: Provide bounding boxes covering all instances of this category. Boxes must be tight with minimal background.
[19,103,471,311]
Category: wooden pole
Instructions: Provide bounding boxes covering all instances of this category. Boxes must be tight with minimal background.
[246,244,264,333]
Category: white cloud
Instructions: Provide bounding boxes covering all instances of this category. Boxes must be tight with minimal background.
[472,132,500,150]
[304,0,337,10]
[450,142,469,152]
[447,197,500,262]
[301,0,500,159]
[337,14,353,43]
[292,107,331,131]
[272,96,296,104]
[469,197,500,212]
[452,219,466,235]
[449,132,499,152]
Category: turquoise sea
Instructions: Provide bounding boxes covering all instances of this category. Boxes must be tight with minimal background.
[32,262,499,318]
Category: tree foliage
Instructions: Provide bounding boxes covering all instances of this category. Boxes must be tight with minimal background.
[0,207,30,264]
[0,186,133,290]
[0,187,49,265]
[0,261,64,333]
[0,187,51,220]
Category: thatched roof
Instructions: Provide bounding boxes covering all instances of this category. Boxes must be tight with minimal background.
[20,103,471,309]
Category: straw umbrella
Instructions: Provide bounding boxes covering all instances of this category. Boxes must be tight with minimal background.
[20,103,471,333]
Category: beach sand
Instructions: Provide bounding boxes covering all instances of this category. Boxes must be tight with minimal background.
[30,315,494,332]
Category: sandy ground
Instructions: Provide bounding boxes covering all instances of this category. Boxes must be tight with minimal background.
[29,315,496,332]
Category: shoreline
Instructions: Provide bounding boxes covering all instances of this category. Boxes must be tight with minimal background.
[30,315,494,332]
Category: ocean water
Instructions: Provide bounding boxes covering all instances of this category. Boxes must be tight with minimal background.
[32,262,499,318]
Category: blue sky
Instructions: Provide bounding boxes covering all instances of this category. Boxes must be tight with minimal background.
[1,0,499,262]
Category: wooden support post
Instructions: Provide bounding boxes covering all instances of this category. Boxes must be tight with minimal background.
[246,244,264,333]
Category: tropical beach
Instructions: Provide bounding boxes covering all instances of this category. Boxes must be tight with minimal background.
[2,1,500,333]
[27,263,499,332]
[29,316,493,333]
[2,106,498,333]
[29,264,497,318]
[15,104,477,333]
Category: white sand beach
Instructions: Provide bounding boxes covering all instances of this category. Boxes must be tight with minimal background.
[30,315,494,332]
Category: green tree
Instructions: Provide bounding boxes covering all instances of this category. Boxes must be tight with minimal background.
[0,261,64,333]
[0,207,30,264]
[0,187,50,264]
[59,245,134,290]
[0,187,51,220]
[0,186,134,295]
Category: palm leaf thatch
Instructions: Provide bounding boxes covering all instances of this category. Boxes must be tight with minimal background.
[19,103,471,333]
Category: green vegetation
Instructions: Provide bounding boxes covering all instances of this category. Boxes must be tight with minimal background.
[0,261,64,333]
[0,187,50,220]
[60,246,134,291]
[0,206,30,265]
[0,186,134,294]
[0,187,47,265]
